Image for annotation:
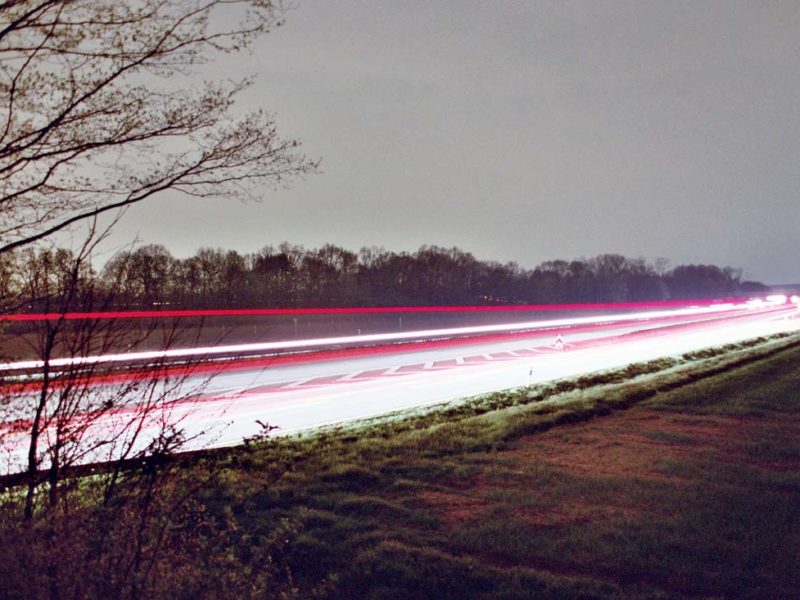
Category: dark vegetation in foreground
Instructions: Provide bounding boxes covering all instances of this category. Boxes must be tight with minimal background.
[1,243,766,313]
[2,334,799,599]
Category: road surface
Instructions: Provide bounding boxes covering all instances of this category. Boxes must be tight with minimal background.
[2,301,799,472]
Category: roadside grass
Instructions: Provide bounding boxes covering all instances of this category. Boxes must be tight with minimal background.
[162,331,800,598]
[643,430,696,444]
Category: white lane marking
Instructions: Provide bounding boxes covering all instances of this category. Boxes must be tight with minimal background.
[456,357,465,365]
[202,386,242,396]
[339,370,363,381]
[423,361,434,369]
[385,365,401,374]
[282,377,316,389]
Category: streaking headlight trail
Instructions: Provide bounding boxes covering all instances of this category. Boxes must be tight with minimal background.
[0,301,766,372]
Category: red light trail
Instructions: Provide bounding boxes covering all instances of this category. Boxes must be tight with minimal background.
[0,298,746,322]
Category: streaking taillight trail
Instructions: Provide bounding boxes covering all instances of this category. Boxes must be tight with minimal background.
[0,300,775,372]
[0,298,751,322]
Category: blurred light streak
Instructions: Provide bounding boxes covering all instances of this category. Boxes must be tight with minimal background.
[0,302,765,372]
[0,299,747,322]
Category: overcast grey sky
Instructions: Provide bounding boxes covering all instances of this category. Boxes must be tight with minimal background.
[102,1,800,283]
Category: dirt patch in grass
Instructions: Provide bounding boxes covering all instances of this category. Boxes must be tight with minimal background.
[511,409,744,480]
[418,490,489,526]
[421,409,760,526]
[419,389,800,597]
[505,403,800,484]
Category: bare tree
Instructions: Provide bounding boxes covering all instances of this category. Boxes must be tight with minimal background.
[0,0,317,254]
[0,227,198,509]
[0,227,242,597]
[0,3,312,595]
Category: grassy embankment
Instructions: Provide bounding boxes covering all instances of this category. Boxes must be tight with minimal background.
[180,331,800,599]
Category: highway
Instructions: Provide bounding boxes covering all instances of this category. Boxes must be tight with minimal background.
[175,301,799,447]
[2,299,799,472]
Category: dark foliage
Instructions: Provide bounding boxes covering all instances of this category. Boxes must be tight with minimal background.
[3,244,759,312]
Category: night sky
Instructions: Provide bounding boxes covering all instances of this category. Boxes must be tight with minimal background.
[100,1,800,283]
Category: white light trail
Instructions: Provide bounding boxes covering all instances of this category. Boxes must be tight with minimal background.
[0,302,761,372]
[766,294,788,304]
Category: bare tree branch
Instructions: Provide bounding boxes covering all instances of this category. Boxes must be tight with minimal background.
[0,0,315,254]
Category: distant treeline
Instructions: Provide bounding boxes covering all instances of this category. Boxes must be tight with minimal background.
[1,243,768,311]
